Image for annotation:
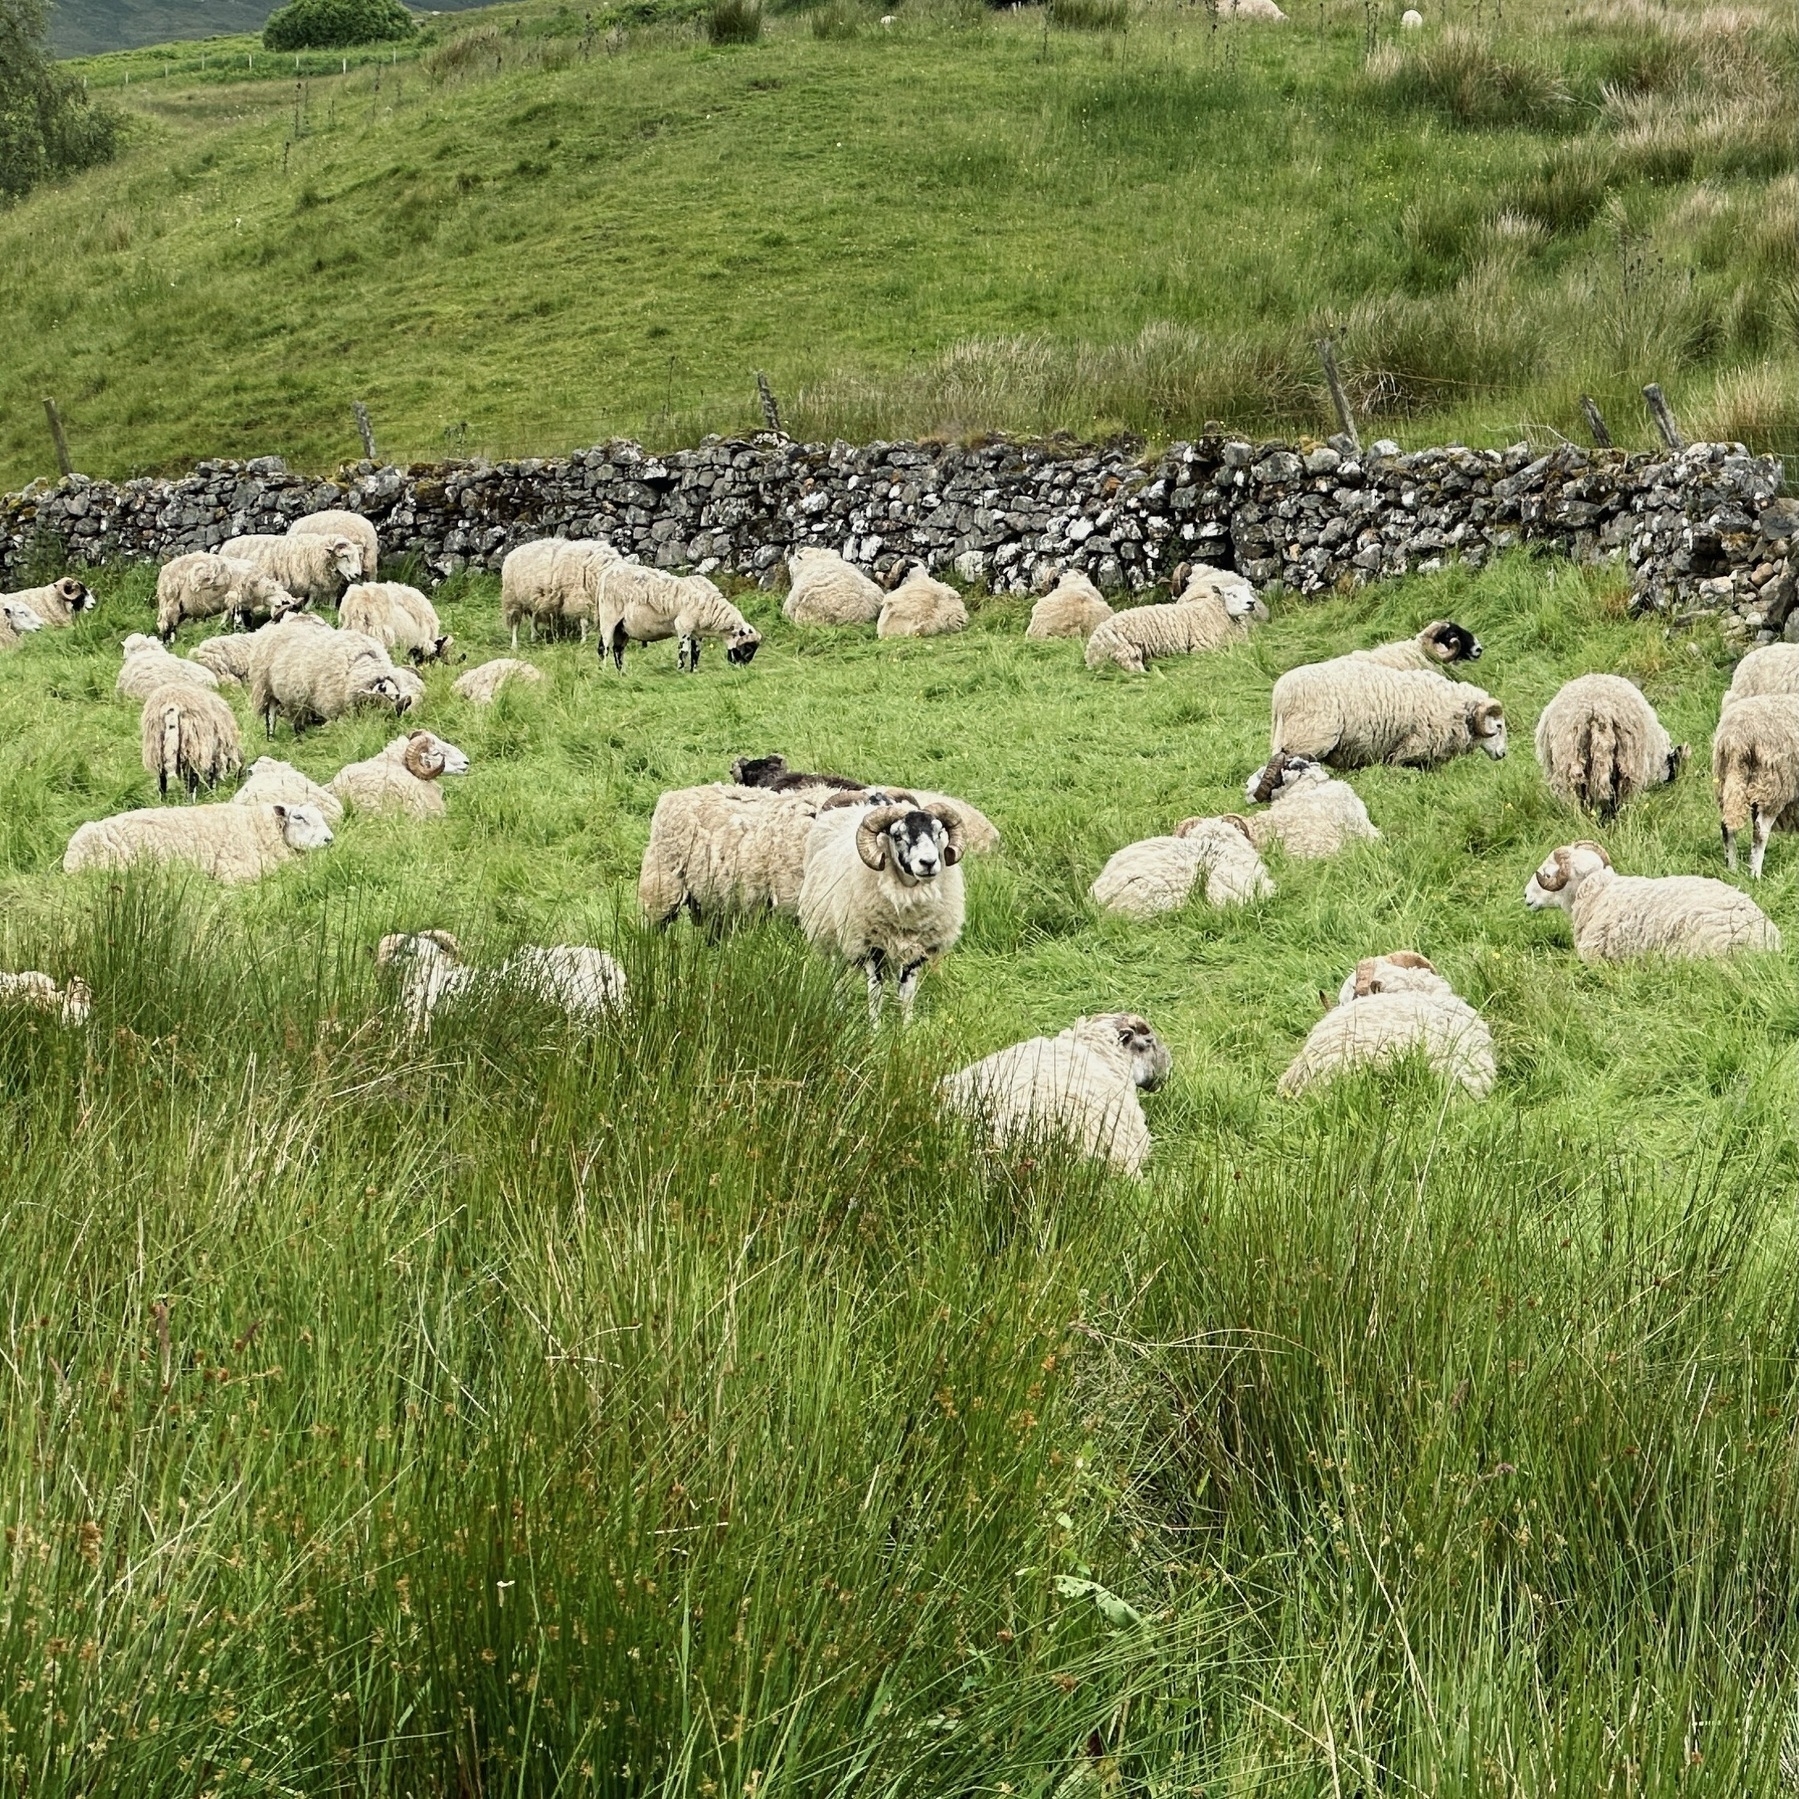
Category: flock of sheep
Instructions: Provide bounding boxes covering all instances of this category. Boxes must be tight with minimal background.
[3,518,1797,1177]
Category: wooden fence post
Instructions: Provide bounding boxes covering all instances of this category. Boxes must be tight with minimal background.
[1642,384,1685,452]
[42,399,73,478]
[1578,394,1613,450]
[1315,338,1359,452]
[756,372,783,437]
[353,400,377,461]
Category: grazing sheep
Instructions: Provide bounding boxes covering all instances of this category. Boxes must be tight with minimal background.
[338,582,453,663]
[1090,815,1273,919]
[454,658,544,704]
[638,784,824,926]
[1524,840,1782,959]
[332,731,470,819]
[116,634,222,700]
[784,547,884,626]
[1279,963,1496,1100]
[219,533,362,608]
[797,793,968,1023]
[940,1013,1173,1177]
[1222,0,1286,17]
[1535,673,1685,818]
[234,756,344,824]
[1723,642,1799,711]
[155,552,300,640]
[377,931,626,1033]
[1084,581,1268,674]
[594,562,761,671]
[1240,751,1380,858]
[1351,619,1483,671]
[140,682,243,799]
[248,627,409,737]
[877,565,967,640]
[189,611,332,686]
[1270,661,1507,768]
[1711,693,1799,877]
[2,577,94,627]
[63,801,334,885]
[0,971,92,1025]
[500,538,619,646]
[1026,570,1112,641]
[0,597,46,650]
[289,509,378,580]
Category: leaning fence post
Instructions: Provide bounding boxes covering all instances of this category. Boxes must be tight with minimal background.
[42,398,73,478]
[1642,384,1685,452]
[1315,338,1359,452]
[353,400,377,461]
[756,371,783,437]
[1578,394,1613,450]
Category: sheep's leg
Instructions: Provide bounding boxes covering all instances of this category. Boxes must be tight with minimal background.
[509,620,519,652]
[896,959,926,1023]
[1751,805,1772,879]
[608,625,628,673]
[679,634,701,673]
[579,619,588,645]
[864,952,886,1028]
[264,704,278,740]
[1723,821,1737,870]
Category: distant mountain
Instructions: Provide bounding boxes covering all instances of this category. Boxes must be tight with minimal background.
[49,0,486,56]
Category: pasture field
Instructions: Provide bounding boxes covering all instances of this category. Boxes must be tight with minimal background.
[2,550,1797,1791]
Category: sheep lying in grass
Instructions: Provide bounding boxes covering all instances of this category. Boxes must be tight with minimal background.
[234,756,344,824]
[728,755,1002,855]
[289,509,378,580]
[941,1013,1172,1177]
[64,801,334,884]
[1026,570,1112,640]
[140,682,243,799]
[453,658,544,704]
[1084,577,1267,674]
[877,565,967,639]
[638,784,824,926]
[1711,693,1799,877]
[595,563,761,671]
[117,635,222,700]
[1535,673,1684,818]
[0,598,45,650]
[1240,751,1380,858]
[1270,660,1507,768]
[784,547,884,625]
[248,627,409,737]
[156,552,300,640]
[500,538,619,646]
[221,533,363,608]
[189,612,330,686]
[1524,840,1782,959]
[1722,642,1799,710]
[332,731,470,818]
[376,931,626,1034]
[2,577,93,627]
[338,582,453,664]
[0,971,92,1025]
[1351,619,1482,671]
[1090,816,1272,919]
[1280,953,1495,1099]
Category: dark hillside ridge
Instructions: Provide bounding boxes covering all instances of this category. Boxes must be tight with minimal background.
[49,0,485,56]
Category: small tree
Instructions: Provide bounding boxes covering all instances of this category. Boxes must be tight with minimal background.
[263,0,416,52]
[0,0,119,202]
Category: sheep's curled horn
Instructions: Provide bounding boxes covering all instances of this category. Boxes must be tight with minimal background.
[854,800,966,870]
[1352,949,1436,997]
[402,733,447,779]
[1474,699,1505,731]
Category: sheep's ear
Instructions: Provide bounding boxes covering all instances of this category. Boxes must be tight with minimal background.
[1218,813,1256,841]
[1386,950,1435,972]
[272,803,290,823]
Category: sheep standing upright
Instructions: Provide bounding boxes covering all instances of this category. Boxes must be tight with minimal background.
[221,534,364,610]
[500,538,619,646]
[156,553,300,640]
[594,563,761,671]
[1270,661,1507,768]
[1535,673,1685,818]
[784,547,884,625]
[248,628,409,737]
[638,784,825,925]
[1084,578,1267,674]
[1,577,93,627]
[289,509,379,580]
[1711,693,1799,877]
[140,683,243,799]
[877,566,967,639]
[1239,752,1380,858]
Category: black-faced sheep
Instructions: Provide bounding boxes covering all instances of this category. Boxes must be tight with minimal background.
[1270,661,1507,769]
[1351,620,1483,671]
[2,577,94,627]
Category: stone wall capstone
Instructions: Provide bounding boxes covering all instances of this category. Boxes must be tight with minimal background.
[3,433,1791,640]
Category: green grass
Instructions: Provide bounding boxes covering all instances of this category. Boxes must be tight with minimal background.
[2,549,1798,1788]
[4,0,1797,490]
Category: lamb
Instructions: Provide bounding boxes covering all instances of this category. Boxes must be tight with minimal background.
[1524,840,1782,959]
[0,597,45,650]
[289,509,379,580]
[155,552,301,640]
[331,731,470,819]
[500,538,619,646]
[140,682,243,799]
[376,931,627,1034]
[1240,751,1380,858]
[1269,661,1507,768]
[453,658,544,704]
[0,971,92,1025]
[1084,581,1268,674]
[219,532,363,608]
[1534,673,1685,818]
[63,801,334,884]
[728,754,1001,853]
[1711,693,1799,877]
[337,582,453,664]
[248,627,409,737]
[233,756,344,824]
[1025,570,1112,641]
[116,634,222,700]
[594,562,761,671]
[1279,959,1496,1099]
[940,1013,1173,1177]
[783,547,884,626]
[2,577,94,627]
[797,792,968,1022]
[1350,619,1483,671]
[1090,815,1273,919]
[876,565,967,639]
[638,783,825,926]
[189,611,331,686]
[1723,643,1799,711]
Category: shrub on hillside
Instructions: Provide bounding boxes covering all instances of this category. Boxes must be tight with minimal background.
[1050,0,1128,30]
[707,0,762,42]
[1365,29,1570,128]
[0,0,120,202]
[263,0,415,52]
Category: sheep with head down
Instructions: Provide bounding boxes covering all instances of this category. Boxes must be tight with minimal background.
[1535,673,1684,819]
[221,533,363,609]
[784,547,885,626]
[156,553,301,641]
[248,627,410,738]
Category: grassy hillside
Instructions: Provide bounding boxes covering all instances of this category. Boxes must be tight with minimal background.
[4,0,1797,488]
[2,553,1797,1788]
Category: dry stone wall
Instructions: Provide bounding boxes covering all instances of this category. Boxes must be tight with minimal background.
[4,433,1792,639]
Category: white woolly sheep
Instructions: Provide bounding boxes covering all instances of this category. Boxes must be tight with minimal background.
[289,509,379,580]
[1535,673,1685,818]
[1270,661,1507,768]
[248,627,409,737]
[2,577,94,627]
[155,553,301,640]
[376,931,626,1034]
[784,547,884,626]
[638,783,825,925]
[940,1013,1173,1177]
[1090,815,1273,919]
[63,801,334,885]
[1025,570,1112,641]
[189,611,332,686]
[1280,964,1495,1099]
[1401,8,1423,23]
[1722,642,1799,711]
[797,793,968,1022]
[727,755,1002,855]
[877,565,967,640]
[1221,0,1285,16]
[0,971,92,1025]
[339,582,453,664]
[1524,840,1782,959]
[594,562,761,671]
[1240,751,1380,858]
[332,731,470,819]
[1085,581,1268,674]
[117,634,222,700]
[454,658,544,704]
[1334,949,1456,1007]
[219,532,362,608]
[1711,693,1799,878]
[140,682,243,799]
[234,756,344,824]
[1351,619,1483,671]
[1171,561,1262,612]
[500,538,619,646]
[0,597,46,650]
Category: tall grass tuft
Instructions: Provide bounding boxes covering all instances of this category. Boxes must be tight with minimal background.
[1364,28,1572,128]
[707,0,764,43]
[1050,0,1129,32]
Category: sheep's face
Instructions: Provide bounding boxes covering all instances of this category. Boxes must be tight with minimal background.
[725,625,761,666]
[732,754,787,787]
[1094,1013,1172,1091]
[377,930,459,972]
[274,803,335,853]
[1423,619,1482,664]
[1,599,44,633]
[1525,841,1611,910]
[1666,743,1690,783]
[1220,581,1267,623]
[886,812,948,881]
[1471,698,1507,758]
[400,733,470,779]
[55,578,95,613]
[1244,750,1323,805]
[261,582,303,620]
[856,800,964,879]
[59,977,93,1024]
[328,538,364,582]
[359,673,406,713]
